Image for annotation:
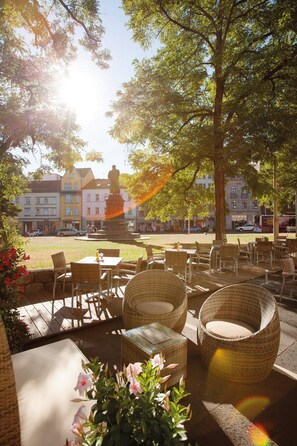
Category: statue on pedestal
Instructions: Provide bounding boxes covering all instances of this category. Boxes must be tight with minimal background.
[108,165,120,194]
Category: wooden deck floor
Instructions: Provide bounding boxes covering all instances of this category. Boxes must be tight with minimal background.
[19,260,282,341]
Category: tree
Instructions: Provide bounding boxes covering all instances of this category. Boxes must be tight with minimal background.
[0,0,109,170]
[110,0,297,239]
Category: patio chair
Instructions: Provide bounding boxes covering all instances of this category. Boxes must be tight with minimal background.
[70,262,109,317]
[51,251,72,301]
[112,255,144,294]
[195,242,212,270]
[255,241,273,265]
[98,248,120,257]
[145,244,165,269]
[165,250,192,284]
[279,257,297,302]
[123,269,187,333]
[197,283,280,383]
[237,238,252,264]
[218,244,239,275]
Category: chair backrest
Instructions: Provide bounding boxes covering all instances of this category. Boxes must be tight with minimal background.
[70,262,102,283]
[98,248,120,256]
[256,241,273,252]
[135,255,144,274]
[286,239,297,253]
[145,245,154,258]
[219,244,239,259]
[0,317,21,446]
[165,250,188,268]
[280,257,295,275]
[51,251,67,269]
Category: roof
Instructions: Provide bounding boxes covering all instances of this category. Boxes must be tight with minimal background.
[76,168,92,177]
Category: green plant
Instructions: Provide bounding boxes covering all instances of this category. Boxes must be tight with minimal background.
[67,354,191,445]
[0,246,32,351]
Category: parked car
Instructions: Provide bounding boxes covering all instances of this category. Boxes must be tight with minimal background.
[183,226,202,233]
[26,229,43,237]
[56,227,85,237]
[235,224,261,232]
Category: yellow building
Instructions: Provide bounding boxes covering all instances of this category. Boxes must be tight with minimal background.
[60,167,94,229]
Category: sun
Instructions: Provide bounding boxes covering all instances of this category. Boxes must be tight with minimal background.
[58,66,102,122]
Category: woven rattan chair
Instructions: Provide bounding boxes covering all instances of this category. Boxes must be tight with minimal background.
[51,251,72,300]
[197,283,280,383]
[113,256,144,295]
[98,248,120,256]
[145,244,165,269]
[218,244,239,275]
[70,262,109,316]
[0,317,21,446]
[279,257,297,302]
[123,269,187,333]
[165,250,191,284]
[255,241,273,265]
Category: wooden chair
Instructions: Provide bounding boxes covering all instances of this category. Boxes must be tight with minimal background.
[195,242,212,271]
[70,262,109,317]
[123,270,187,333]
[98,248,120,257]
[280,257,297,302]
[237,238,252,264]
[218,244,239,276]
[165,250,191,284]
[51,251,72,301]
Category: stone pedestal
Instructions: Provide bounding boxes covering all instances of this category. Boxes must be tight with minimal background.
[87,193,140,241]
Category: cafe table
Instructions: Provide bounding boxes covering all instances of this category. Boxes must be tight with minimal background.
[77,256,123,295]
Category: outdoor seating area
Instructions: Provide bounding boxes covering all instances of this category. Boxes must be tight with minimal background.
[0,237,296,446]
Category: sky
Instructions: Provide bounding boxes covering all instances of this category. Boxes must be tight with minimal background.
[56,0,157,180]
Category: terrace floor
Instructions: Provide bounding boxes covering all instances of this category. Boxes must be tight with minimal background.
[20,260,297,446]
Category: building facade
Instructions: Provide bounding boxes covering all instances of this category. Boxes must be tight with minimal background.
[16,174,61,235]
[60,167,94,229]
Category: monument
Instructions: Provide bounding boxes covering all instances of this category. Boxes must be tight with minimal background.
[87,165,140,240]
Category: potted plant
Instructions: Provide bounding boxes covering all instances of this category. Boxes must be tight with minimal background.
[67,354,191,445]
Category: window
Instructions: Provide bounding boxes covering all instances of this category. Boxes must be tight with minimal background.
[36,208,40,215]
[231,200,237,209]
[138,210,145,218]
[242,200,247,209]
[87,193,91,202]
[74,182,78,190]
[66,207,73,216]
[75,208,79,216]
[36,198,40,204]
[241,187,248,198]
[75,195,79,204]
[65,195,72,204]
[95,207,99,215]
[69,172,74,179]
[95,194,99,201]
[230,186,236,195]
[24,208,31,216]
[64,182,72,190]
[87,207,91,215]
[253,200,258,209]
[25,197,31,205]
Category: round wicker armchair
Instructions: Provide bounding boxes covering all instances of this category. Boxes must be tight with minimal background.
[123,270,187,333]
[197,283,280,383]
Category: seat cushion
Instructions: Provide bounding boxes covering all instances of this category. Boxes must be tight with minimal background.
[206,318,256,339]
[135,301,174,315]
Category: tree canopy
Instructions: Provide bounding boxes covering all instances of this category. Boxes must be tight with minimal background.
[110,0,297,239]
[0,0,109,171]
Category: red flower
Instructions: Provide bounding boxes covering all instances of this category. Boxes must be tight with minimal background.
[4,277,12,285]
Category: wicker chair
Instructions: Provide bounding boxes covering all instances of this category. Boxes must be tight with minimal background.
[279,257,297,302]
[165,250,191,284]
[70,262,109,316]
[0,317,21,446]
[98,248,120,256]
[197,283,280,383]
[123,269,187,333]
[145,244,165,269]
[218,244,239,276]
[51,251,72,300]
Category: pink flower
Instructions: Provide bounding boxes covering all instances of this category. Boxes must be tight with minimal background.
[129,377,142,396]
[125,362,142,379]
[74,373,93,396]
[151,354,164,370]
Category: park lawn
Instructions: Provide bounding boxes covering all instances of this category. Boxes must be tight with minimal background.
[21,232,277,269]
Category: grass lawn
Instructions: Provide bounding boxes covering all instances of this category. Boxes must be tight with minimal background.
[22,232,281,269]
